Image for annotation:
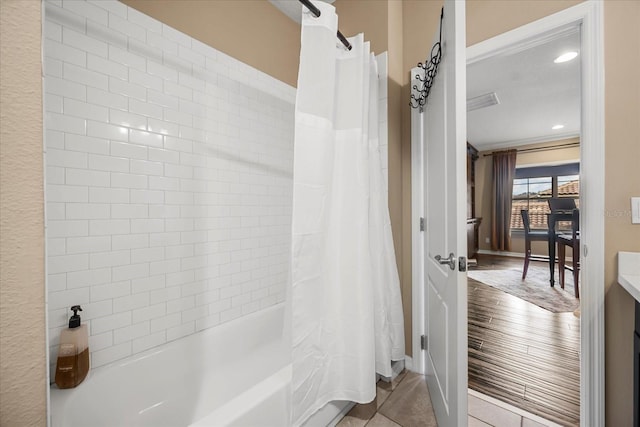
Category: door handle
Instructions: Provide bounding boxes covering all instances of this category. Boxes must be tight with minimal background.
[435,253,456,270]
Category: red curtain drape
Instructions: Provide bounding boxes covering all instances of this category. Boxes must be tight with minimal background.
[491,150,517,251]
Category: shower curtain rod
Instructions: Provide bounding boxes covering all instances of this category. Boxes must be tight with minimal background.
[298,0,352,51]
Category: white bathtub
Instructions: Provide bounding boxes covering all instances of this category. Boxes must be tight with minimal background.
[50,304,353,427]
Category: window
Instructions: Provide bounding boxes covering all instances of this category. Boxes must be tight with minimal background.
[510,163,580,230]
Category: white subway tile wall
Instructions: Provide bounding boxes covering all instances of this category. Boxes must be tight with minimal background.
[44,0,295,374]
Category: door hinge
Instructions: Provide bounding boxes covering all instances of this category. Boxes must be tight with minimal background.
[421,334,427,350]
[419,217,425,231]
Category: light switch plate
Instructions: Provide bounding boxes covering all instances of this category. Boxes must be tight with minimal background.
[632,197,640,224]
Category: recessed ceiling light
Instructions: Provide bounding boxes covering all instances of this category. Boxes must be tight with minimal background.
[552,124,565,130]
[554,51,578,63]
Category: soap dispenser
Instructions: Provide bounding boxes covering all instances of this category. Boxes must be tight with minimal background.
[55,305,89,389]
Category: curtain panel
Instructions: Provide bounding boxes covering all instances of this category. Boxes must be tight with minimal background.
[491,149,517,251]
[290,2,404,425]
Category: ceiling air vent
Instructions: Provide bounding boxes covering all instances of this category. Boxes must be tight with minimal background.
[467,92,500,112]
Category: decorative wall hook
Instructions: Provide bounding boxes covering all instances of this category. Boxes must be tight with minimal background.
[410,8,443,110]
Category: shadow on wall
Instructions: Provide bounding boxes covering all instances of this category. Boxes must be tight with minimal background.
[393,77,412,356]
[200,144,293,179]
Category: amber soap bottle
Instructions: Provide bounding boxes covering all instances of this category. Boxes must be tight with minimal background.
[55,305,89,389]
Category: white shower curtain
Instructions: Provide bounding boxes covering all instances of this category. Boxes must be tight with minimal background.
[291,3,404,425]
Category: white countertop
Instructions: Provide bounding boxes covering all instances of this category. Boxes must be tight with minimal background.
[618,252,640,302]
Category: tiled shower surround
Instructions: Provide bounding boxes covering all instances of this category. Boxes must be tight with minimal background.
[44,0,295,374]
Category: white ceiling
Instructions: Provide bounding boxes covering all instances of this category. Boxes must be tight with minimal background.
[467,30,581,150]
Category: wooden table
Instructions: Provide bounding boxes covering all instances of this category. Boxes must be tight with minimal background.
[547,210,574,286]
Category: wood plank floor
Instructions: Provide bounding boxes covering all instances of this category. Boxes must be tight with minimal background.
[468,255,580,426]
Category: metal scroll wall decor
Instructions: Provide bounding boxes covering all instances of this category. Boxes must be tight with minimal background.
[410,8,444,110]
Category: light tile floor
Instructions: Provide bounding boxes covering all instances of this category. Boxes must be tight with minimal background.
[337,371,564,427]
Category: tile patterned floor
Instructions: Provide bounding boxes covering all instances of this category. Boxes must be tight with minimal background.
[337,370,562,427]
[468,256,580,425]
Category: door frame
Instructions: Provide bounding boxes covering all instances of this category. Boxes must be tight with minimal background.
[410,1,605,425]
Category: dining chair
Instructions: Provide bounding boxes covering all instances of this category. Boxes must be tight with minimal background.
[521,209,549,280]
[548,197,577,212]
[557,209,580,298]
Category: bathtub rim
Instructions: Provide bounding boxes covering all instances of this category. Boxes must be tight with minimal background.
[49,302,289,427]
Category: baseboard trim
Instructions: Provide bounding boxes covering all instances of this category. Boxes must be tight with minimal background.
[404,355,413,371]
[476,249,575,263]
[477,249,524,258]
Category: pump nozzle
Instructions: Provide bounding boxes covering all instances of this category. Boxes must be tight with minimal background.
[69,305,82,328]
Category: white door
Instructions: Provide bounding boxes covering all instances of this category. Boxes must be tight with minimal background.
[421,1,467,425]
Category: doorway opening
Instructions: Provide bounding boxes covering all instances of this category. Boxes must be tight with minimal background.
[410,2,605,426]
[466,28,581,425]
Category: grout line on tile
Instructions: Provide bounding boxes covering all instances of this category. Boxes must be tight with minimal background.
[468,389,563,427]
[469,414,494,427]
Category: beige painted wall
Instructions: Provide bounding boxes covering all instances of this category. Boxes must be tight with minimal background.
[475,137,581,256]
[0,1,47,425]
[386,1,408,354]
[466,0,582,46]
[121,0,301,87]
[2,1,639,425]
[333,0,388,53]
[601,2,640,425]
